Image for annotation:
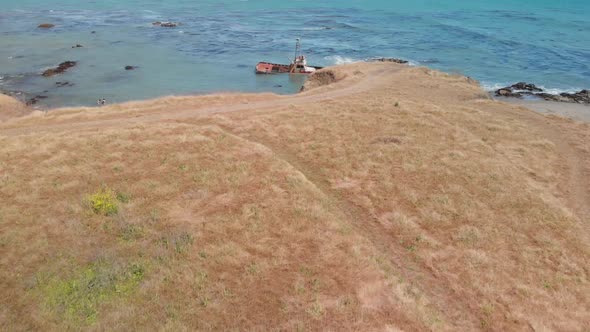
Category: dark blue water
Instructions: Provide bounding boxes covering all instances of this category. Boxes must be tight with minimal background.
[1,0,589,107]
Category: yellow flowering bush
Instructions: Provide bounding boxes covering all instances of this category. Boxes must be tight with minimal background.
[89,187,119,216]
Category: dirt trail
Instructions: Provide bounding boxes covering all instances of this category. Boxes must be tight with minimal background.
[211,126,485,329]
[2,62,587,254]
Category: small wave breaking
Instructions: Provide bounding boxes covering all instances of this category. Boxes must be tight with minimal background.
[324,55,358,65]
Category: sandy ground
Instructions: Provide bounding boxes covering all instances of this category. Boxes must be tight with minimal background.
[1,63,589,331]
[495,97,590,123]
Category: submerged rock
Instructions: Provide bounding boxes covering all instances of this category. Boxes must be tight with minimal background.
[495,83,590,104]
[55,81,74,87]
[26,95,48,106]
[152,21,180,28]
[42,61,77,77]
[38,23,55,29]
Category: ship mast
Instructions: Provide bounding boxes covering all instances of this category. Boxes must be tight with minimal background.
[294,38,301,63]
[291,38,301,73]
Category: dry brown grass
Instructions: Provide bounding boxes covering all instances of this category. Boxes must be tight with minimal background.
[0,94,28,121]
[1,62,589,331]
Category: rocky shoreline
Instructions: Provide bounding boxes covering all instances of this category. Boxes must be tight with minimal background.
[495,82,589,105]
[2,20,589,109]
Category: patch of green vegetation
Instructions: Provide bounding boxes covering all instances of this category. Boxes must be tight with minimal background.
[88,187,119,216]
[116,191,131,203]
[159,231,194,254]
[245,263,259,275]
[119,223,144,241]
[39,260,145,325]
[149,209,160,223]
[307,300,325,319]
[194,271,208,291]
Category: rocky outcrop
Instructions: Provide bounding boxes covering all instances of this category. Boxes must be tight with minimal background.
[42,61,77,77]
[369,58,409,64]
[509,82,543,92]
[495,88,522,98]
[300,69,346,91]
[495,83,590,104]
[38,23,55,29]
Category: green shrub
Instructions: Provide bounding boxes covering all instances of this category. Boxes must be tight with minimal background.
[89,187,119,216]
[39,260,145,325]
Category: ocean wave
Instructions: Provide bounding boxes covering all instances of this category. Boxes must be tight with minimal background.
[324,55,358,65]
[302,27,332,31]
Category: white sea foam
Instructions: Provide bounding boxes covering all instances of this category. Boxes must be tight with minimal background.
[325,55,357,65]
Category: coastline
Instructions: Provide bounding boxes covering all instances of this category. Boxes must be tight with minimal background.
[3,65,589,125]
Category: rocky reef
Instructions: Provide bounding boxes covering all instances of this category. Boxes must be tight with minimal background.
[42,61,77,77]
[369,58,409,64]
[495,82,589,104]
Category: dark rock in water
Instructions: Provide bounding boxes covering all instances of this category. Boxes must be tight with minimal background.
[496,88,523,98]
[370,58,409,64]
[91,31,96,34]
[38,23,55,29]
[124,65,136,71]
[42,61,77,77]
[510,82,542,92]
[558,90,590,104]
[26,95,48,105]
[495,83,590,104]
[72,44,84,48]
[153,21,179,28]
[55,81,74,87]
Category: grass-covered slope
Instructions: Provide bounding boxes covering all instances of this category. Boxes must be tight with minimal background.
[1,63,589,330]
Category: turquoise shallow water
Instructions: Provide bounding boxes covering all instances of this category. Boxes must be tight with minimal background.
[1,0,589,107]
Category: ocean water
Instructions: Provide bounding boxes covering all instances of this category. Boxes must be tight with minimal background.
[1,0,589,107]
